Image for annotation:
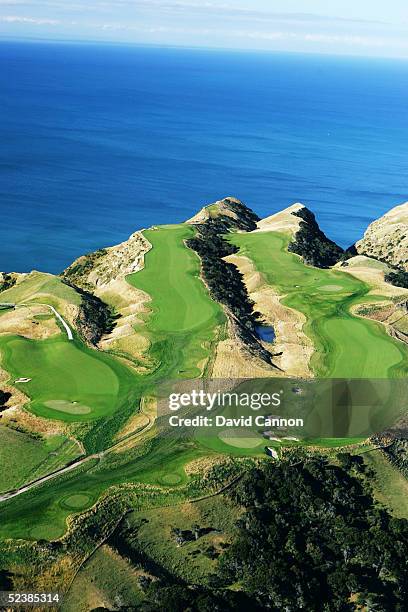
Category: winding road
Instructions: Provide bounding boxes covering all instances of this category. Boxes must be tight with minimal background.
[0,408,154,503]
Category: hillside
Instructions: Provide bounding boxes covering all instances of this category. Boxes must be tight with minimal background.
[355,201,408,271]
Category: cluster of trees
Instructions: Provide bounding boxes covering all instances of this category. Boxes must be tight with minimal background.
[0,390,11,415]
[382,439,408,477]
[218,455,408,611]
[62,279,118,345]
[101,454,408,611]
[288,208,344,268]
[186,212,273,365]
[187,219,259,330]
[385,269,408,289]
[0,272,16,293]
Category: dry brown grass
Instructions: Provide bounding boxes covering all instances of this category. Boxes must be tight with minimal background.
[97,278,152,367]
[0,305,60,340]
[224,254,313,377]
[1,404,69,436]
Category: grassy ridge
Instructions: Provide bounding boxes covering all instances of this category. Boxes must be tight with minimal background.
[127,225,225,378]
[230,231,408,377]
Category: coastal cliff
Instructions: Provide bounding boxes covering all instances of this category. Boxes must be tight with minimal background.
[355,202,408,271]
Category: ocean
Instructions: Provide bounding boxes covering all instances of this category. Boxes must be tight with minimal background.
[1,40,408,273]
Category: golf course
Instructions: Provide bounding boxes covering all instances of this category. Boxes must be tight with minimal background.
[1,210,408,543]
[229,231,408,378]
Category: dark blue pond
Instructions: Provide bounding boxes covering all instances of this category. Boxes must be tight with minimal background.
[256,325,275,343]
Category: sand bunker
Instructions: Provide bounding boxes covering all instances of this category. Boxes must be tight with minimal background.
[319,285,343,292]
[44,400,92,415]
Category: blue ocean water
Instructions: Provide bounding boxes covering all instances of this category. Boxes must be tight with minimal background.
[1,41,408,273]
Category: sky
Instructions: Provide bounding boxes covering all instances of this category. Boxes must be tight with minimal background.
[0,0,408,58]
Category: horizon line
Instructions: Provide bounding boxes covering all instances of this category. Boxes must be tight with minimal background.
[1,34,408,64]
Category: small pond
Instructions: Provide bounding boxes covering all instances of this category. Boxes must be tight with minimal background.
[255,325,275,343]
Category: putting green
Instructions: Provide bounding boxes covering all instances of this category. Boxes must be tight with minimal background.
[158,473,183,486]
[230,232,408,378]
[61,493,92,509]
[0,334,134,421]
[219,429,263,448]
[44,400,92,415]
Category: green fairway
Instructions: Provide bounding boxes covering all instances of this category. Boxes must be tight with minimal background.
[229,231,408,378]
[127,224,225,377]
[0,436,212,540]
[128,225,223,333]
[0,334,134,422]
[0,271,81,308]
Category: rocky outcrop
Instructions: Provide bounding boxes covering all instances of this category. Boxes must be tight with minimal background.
[255,203,305,235]
[355,202,408,271]
[186,196,260,230]
[255,203,344,268]
[287,207,344,268]
[62,231,151,291]
[64,281,118,346]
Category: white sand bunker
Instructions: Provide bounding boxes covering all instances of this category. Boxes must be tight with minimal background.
[319,285,344,292]
[44,400,92,415]
[218,428,262,448]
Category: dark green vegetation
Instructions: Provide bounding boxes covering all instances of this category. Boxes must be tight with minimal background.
[385,269,408,289]
[382,438,408,478]
[186,206,275,365]
[230,231,408,377]
[0,272,17,292]
[60,456,408,611]
[288,207,344,267]
[0,390,11,412]
[66,280,118,345]
[215,455,408,611]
